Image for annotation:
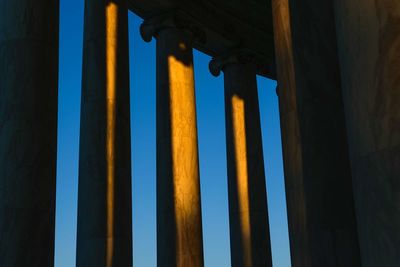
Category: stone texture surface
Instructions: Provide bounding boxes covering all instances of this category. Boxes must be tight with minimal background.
[271,0,361,266]
[334,1,400,266]
[156,28,204,267]
[0,1,59,266]
[76,0,133,266]
[223,63,272,267]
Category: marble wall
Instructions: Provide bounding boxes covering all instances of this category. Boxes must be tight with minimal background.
[272,0,361,266]
[334,1,400,266]
[0,1,59,266]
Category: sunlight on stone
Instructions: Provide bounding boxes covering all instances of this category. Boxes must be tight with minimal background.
[231,94,253,267]
[106,2,119,266]
[168,54,202,264]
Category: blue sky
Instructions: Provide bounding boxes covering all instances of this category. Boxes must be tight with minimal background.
[55,1,290,266]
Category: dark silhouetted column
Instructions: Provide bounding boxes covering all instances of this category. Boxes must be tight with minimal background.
[334,2,400,266]
[271,0,361,266]
[0,1,59,266]
[76,0,132,266]
[141,14,204,267]
[210,53,272,267]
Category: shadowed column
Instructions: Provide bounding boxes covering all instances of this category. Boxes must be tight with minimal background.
[334,2,400,266]
[76,0,132,266]
[141,15,204,267]
[0,1,59,266]
[271,0,361,266]
[210,54,272,267]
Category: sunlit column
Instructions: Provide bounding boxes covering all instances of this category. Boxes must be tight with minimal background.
[76,0,132,266]
[210,53,273,267]
[141,15,204,267]
[0,1,59,266]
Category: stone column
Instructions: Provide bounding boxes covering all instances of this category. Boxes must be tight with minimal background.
[271,0,361,266]
[334,2,400,266]
[210,52,273,267]
[76,0,132,266]
[0,1,59,266]
[141,15,204,267]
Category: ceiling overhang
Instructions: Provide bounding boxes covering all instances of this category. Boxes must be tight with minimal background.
[128,0,275,78]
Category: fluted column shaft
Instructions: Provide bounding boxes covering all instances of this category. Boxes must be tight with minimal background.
[0,1,59,266]
[223,62,272,267]
[155,27,204,267]
[271,0,361,266]
[76,0,132,266]
[334,2,400,266]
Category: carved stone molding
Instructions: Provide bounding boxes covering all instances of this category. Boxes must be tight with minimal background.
[209,49,267,77]
[140,11,206,43]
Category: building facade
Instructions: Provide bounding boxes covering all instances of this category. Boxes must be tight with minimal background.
[0,0,399,266]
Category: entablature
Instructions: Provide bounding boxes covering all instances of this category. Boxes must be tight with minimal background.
[128,0,275,78]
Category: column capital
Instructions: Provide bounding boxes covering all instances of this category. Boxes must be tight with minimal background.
[140,12,206,43]
[209,49,263,77]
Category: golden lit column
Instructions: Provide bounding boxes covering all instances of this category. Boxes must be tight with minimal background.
[76,0,132,266]
[141,15,204,267]
[0,1,59,266]
[210,53,273,267]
